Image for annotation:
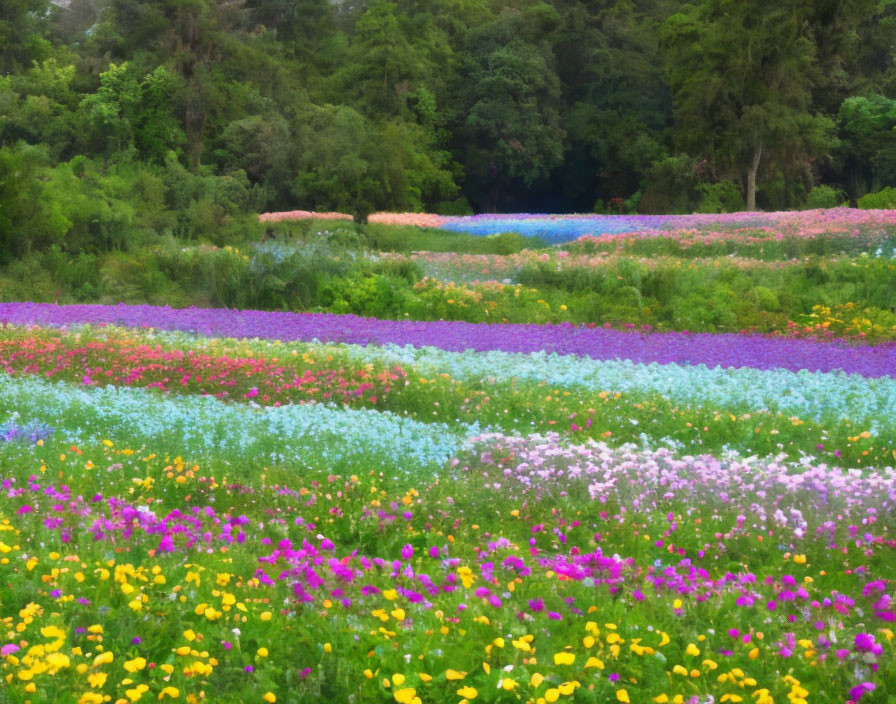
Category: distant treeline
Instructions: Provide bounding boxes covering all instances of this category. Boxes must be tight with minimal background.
[3,0,896,257]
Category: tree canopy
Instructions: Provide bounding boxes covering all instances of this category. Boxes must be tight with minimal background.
[2,0,896,254]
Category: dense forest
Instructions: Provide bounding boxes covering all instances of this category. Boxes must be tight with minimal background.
[3,0,896,257]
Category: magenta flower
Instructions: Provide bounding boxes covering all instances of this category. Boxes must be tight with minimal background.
[849,683,875,701]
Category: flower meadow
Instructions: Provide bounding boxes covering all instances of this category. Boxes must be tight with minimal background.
[9,209,896,339]
[2,213,896,704]
[260,208,896,246]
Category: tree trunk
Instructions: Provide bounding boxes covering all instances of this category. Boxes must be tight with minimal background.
[746,141,762,211]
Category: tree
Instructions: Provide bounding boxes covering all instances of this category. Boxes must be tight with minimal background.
[660,0,837,210]
[79,63,185,163]
[837,94,896,197]
[553,0,670,209]
[458,6,565,211]
[0,0,51,73]
[0,143,67,261]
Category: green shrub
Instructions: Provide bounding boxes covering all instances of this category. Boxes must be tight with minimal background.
[696,180,744,213]
[805,185,847,209]
[858,186,896,209]
[753,285,781,312]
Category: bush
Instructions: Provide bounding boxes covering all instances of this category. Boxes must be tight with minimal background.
[696,180,744,213]
[805,185,847,209]
[857,186,896,209]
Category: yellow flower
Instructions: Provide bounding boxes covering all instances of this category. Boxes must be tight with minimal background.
[685,643,700,657]
[392,674,406,686]
[500,678,517,691]
[42,625,67,640]
[584,657,604,669]
[558,682,578,695]
[159,688,180,700]
[260,611,272,621]
[46,652,70,672]
[654,695,669,703]
[125,685,149,702]
[617,690,631,704]
[446,669,466,680]
[87,672,108,688]
[257,647,269,657]
[92,651,113,666]
[78,694,104,704]
[323,643,332,654]
[393,688,417,704]
[183,630,196,642]
[457,686,478,699]
[544,689,560,703]
[530,673,544,687]
[553,652,575,666]
[124,657,147,673]
[263,694,276,703]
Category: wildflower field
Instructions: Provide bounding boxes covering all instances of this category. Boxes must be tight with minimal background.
[1,212,895,704]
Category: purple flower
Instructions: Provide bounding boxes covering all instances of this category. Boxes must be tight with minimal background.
[849,683,875,701]
[5,301,894,377]
[854,633,883,655]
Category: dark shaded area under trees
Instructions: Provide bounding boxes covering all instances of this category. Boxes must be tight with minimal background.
[3,0,896,259]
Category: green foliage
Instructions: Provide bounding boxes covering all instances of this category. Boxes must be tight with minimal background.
[0,0,894,243]
[837,94,896,195]
[0,0,51,73]
[660,1,838,210]
[0,143,67,262]
[696,180,744,214]
[459,9,564,210]
[640,155,698,214]
[858,186,896,209]
[805,185,847,209]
